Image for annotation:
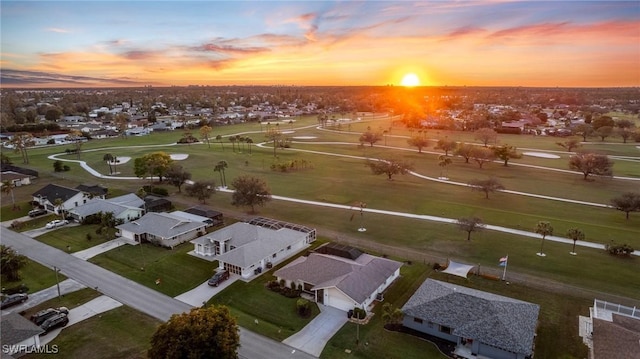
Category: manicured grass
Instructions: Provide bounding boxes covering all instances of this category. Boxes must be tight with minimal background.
[210,278,320,341]
[21,288,102,319]
[0,201,31,221]
[88,242,214,297]
[3,259,67,294]
[35,224,114,252]
[26,305,160,359]
[9,213,59,232]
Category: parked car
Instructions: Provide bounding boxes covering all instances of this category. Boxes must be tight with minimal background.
[30,307,69,325]
[28,208,47,217]
[45,219,69,229]
[207,270,230,287]
[40,313,69,334]
[1,293,28,309]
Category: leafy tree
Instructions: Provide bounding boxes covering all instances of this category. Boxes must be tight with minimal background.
[566,228,584,255]
[456,217,486,241]
[1,245,28,282]
[470,146,496,169]
[44,107,62,122]
[434,138,457,156]
[148,305,240,359]
[556,138,581,152]
[366,158,413,180]
[594,126,613,141]
[214,160,228,187]
[200,125,213,148]
[165,163,192,193]
[572,123,593,141]
[186,181,215,204]
[103,153,114,174]
[381,303,404,329]
[454,143,474,163]
[10,132,35,164]
[569,152,613,180]
[231,175,272,213]
[617,127,634,143]
[407,136,429,153]
[534,221,554,257]
[610,192,640,220]
[53,160,64,172]
[134,157,150,180]
[468,177,504,199]
[146,152,173,182]
[114,113,128,138]
[474,128,498,147]
[359,131,382,147]
[438,155,452,178]
[492,144,522,166]
[265,128,282,157]
[591,115,614,130]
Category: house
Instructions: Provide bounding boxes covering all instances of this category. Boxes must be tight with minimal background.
[116,212,206,248]
[191,218,315,278]
[401,279,540,359]
[0,171,32,187]
[170,210,214,227]
[274,243,402,312]
[184,205,224,226]
[32,184,99,214]
[579,299,640,359]
[0,312,44,356]
[68,193,145,223]
[75,184,108,198]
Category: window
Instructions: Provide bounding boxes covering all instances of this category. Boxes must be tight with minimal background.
[440,325,452,334]
[413,317,423,324]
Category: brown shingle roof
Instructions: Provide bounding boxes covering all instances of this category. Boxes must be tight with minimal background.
[592,314,640,359]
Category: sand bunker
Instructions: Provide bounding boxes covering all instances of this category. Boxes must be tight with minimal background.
[109,156,131,164]
[170,154,189,160]
[523,152,560,159]
[292,136,317,140]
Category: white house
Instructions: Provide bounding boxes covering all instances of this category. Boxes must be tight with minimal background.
[191,218,315,278]
[274,244,402,312]
[116,212,206,248]
[32,184,101,214]
[68,193,145,223]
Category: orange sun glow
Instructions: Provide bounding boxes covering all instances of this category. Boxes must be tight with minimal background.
[400,73,420,87]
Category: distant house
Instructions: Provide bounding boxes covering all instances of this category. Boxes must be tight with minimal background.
[0,171,32,187]
[75,184,108,198]
[274,243,402,312]
[401,279,540,359]
[184,205,224,226]
[0,312,44,356]
[579,299,640,359]
[68,193,145,223]
[32,183,102,214]
[116,212,206,248]
[192,218,315,278]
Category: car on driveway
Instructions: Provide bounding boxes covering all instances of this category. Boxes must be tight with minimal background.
[1,293,28,309]
[40,313,69,334]
[207,270,230,287]
[31,307,69,325]
[28,208,47,217]
[45,219,69,229]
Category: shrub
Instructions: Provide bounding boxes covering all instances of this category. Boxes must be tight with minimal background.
[290,281,296,290]
[2,284,29,295]
[86,233,92,241]
[296,298,311,317]
[279,279,286,287]
[353,307,367,320]
[605,242,635,257]
[63,165,70,171]
[10,221,24,230]
[432,262,442,270]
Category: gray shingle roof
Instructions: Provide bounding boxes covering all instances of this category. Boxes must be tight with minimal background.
[32,183,80,202]
[0,312,44,345]
[116,212,205,239]
[69,195,143,218]
[275,253,402,303]
[402,279,540,355]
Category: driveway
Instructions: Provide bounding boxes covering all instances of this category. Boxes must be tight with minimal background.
[283,304,348,357]
[1,279,86,315]
[174,275,240,307]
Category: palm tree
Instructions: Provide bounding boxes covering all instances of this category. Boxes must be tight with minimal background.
[1,180,16,209]
[103,153,114,174]
[214,160,228,187]
[535,221,554,257]
[438,155,452,179]
[216,135,225,151]
[53,198,65,219]
[566,228,585,255]
[229,136,236,152]
[245,137,253,154]
[236,135,244,152]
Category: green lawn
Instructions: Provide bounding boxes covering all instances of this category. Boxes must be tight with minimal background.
[35,224,114,252]
[2,259,67,294]
[0,201,31,221]
[26,305,160,359]
[88,242,214,297]
[21,288,102,319]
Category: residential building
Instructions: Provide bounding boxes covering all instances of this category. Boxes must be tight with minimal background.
[0,171,32,187]
[274,243,402,312]
[401,279,540,359]
[184,205,224,226]
[68,193,144,223]
[32,184,101,214]
[0,312,44,356]
[579,299,640,359]
[116,212,206,248]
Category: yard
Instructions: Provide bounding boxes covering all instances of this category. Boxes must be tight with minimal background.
[2,258,67,294]
[35,224,114,252]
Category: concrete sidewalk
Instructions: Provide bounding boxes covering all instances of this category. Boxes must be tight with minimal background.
[283,304,348,357]
[1,279,86,315]
[39,295,123,345]
[72,237,134,260]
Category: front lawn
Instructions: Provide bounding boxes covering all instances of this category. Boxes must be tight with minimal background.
[89,242,214,297]
[21,288,102,319]
[35,224,114,252]
[210,278,320,341]
[2,259,67,294]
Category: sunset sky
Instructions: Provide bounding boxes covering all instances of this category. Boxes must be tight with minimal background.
[1,1,639,88]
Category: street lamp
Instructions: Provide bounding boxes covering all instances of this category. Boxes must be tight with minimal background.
[53,266,62,300]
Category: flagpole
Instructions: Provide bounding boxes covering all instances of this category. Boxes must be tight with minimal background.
[501,254,508,281]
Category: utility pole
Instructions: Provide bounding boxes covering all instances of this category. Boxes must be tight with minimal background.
[53,266,61,300]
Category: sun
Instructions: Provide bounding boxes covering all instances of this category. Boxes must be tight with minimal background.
[400,73,420,87]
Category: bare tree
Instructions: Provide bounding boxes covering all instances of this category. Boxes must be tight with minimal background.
[456,217,486,241]
[468,177,505,199]
[569,152,613,180]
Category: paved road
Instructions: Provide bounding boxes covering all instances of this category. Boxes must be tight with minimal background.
[0,226,316,359]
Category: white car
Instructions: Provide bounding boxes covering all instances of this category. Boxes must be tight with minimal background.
[45,219,69,229]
